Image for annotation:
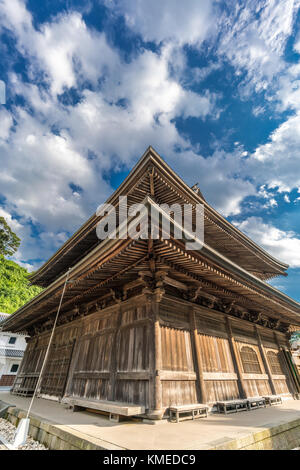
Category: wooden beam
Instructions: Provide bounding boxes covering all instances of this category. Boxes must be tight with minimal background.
[203,372,238,381]
[116,372,151,380]
[73,371,110,379]
[149,167,155,197]
[123,278,144,294]
[164,275,188,291]
[22,254,148,332]
[158,370,197,381]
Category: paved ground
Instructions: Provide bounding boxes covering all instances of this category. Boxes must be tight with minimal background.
[1,392,300,450]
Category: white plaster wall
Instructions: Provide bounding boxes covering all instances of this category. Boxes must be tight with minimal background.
[0,357,22,375]
[0,328,26,380]
[0,332,27,351]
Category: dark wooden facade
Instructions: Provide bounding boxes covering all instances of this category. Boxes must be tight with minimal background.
[3,147,300,418]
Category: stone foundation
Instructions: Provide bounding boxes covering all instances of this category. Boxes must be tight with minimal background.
[3,405,300,450]
[4,407,124,450]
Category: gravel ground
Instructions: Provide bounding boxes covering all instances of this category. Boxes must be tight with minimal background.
[0,418,47,450]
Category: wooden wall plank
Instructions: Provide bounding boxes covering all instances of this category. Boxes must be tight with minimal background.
[225,317,247,399]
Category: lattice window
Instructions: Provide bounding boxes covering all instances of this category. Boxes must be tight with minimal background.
[240,346,262,374]
[267,351,283,375]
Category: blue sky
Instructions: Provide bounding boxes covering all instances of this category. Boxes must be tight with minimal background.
[1,0,300,300]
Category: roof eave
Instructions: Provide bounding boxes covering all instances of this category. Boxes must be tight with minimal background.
[29,146,289,286]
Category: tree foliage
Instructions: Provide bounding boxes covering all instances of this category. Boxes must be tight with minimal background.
[0,256,43,314]
[0,217,20,256]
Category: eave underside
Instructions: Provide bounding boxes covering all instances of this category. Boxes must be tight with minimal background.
[4,237,300,334]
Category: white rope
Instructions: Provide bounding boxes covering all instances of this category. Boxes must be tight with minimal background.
[25,268,71,419]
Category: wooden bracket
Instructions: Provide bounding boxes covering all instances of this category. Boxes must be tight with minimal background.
[188,286,202,302]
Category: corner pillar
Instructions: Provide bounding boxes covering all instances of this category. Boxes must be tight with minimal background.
[189,308,207,404]
[147,291,164,419]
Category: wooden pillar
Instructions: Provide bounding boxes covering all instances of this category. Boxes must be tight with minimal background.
[274,331,299,396]
[108,305,122,401]
[225,317,247,399]
[154,302,162,411]
[189,308,207,404]
[255,326,276,395]
[148,295,163,419]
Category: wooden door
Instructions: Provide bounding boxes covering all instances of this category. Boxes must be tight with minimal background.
[39,341,75,398]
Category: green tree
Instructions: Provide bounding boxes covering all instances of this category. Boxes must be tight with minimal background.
[0,217,20,256]
[0,256,43,313]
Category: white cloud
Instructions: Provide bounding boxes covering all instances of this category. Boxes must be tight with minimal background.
[251,112,300,193]
[268,198,278,208]
[0,0,223,267]
[170,148,256,217]
[1,0,299,271]
[0,108,13,140]
[188,63,221,84]
[0,0,119,95]
[107,0,299,108]
[0,206,64,271]
[0,207,23,234]
[218,0,298,95]
[252,105,265,116]
[0,104,109,232]
[233,217,300,267]
[176,89,218,119]
[106,0,215,45]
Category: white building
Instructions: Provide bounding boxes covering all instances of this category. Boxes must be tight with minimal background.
[0,313,27,390]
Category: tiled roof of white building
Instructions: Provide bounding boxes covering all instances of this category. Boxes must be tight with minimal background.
[0,313,10,324]
[0,348,24,357]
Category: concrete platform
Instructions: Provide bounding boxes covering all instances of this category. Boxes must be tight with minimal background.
[1,392,300,450]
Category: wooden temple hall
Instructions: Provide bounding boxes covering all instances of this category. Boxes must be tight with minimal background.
[2,146,300,420]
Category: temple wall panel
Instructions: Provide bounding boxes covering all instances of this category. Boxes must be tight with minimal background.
[161,380,197,407]
[243,379,271,397]
[231,323,258,346]
[64,301,152,406]
[160,327,194,372]
[205,380,239,402]
[159,304,197,407]
[13,323,78,397]
[273,379,290,395]
[12,294,298,412]
[194,309,240,402]
[117,323,150,372]
[40,324,78,398]
[235,340,270,397]
[197,333,239,402]
[198,334,234,373]
[114,380,150,408]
